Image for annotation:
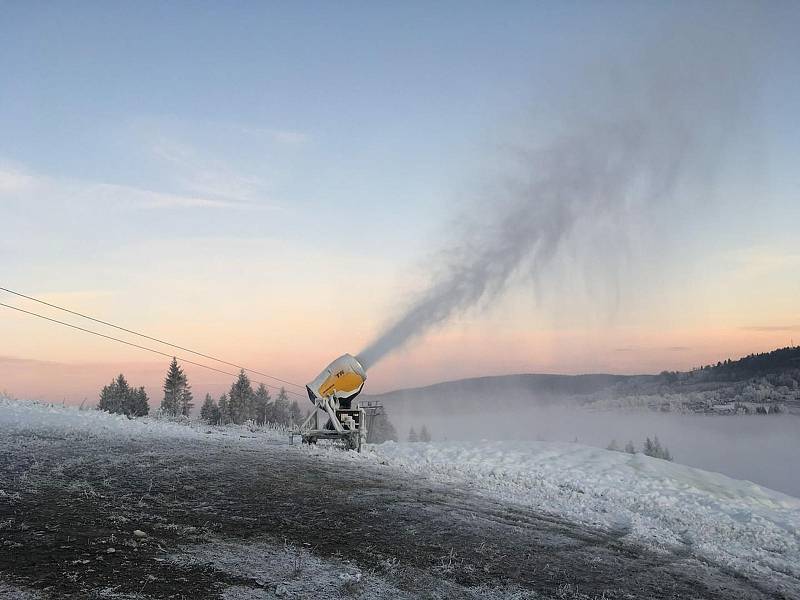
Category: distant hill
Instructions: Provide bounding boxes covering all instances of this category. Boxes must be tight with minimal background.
[366,346,800,417]
[366,373,640,418]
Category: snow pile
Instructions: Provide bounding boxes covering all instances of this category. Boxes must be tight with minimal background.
[368,440,800,584]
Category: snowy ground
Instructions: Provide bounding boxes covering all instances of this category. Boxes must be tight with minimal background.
[1,397,799,599]
[360,441,800,590]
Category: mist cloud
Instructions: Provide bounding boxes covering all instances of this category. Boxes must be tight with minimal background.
[359,10,758,370]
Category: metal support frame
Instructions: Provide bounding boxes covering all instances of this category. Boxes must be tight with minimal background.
[292,395,367,452]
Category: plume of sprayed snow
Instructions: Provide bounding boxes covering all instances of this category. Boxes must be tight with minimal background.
[359,13,758,370]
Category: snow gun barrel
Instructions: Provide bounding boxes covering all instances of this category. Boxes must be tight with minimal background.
[305,353,367,408]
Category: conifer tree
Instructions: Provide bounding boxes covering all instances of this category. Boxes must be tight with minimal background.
[162,358,190,416]
[408,427,418,442]
[218,393,230,425]
[253,383,272,425]
[98,374,148,417]
[130,386,150,417]
[624,440,636,454]
[228,370,254,424]
[419,425,432,442]
[289,400,303,426]
[643,436,673,461]
[180,385,194,417]
[367,407,399,443]
[644,437,655,457]
[200,393,217,423]
[273,387,290,426]
[98,374,129,415]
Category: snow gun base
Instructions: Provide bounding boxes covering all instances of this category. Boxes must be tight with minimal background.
[291,396,367,452]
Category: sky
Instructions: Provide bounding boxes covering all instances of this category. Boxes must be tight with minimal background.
[1,1,799,404]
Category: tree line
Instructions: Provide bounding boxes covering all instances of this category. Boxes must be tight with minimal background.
[199,370,303,427]
[97,374,149,417]
[96,357,303,426]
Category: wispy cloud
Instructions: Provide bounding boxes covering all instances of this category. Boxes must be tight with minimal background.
[665,346,691,352]
[0,355,64,367]
[0,164,266,211]
[740,325,800,332]
[150,139,278,208]
[90,183,252,210]
[0,165,39,194]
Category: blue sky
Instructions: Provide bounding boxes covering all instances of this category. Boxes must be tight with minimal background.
[1,2,799,401]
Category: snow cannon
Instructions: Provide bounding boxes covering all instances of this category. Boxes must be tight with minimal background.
[294,354,368,451]
[305,353,367,409]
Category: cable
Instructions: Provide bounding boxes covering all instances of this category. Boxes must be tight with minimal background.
[0,301,305,399]
[0,285,304,391]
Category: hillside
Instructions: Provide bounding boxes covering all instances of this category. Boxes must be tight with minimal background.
[366,372,638,417]
[368,346,800,416]
[663,345,800,385]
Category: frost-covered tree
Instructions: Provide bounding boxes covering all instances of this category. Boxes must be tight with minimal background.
[98,374,130,415]
[419,425,432,442]
[200,393,220,424]
[130,387,150,417]
[253,383,271,425]
[289,400,303,426]
[98,374,148,417]
[218,393,230,425]
[180,385,194,417]
[607,439,620,452]
[272,387,290,426]
[408,427,418,442]
[624,440,636,454]
[228,370,254,425]
[366,407,398,443]
[643,436,672,461]
[162,358,191,416]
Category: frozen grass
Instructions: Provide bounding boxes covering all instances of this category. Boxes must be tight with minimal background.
[0,396,289,445]
[172,538,559,599]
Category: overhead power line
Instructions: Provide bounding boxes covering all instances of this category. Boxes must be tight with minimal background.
[0,285,304,391]
[0,301,305,399]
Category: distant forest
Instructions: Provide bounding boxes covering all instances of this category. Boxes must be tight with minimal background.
[591,346,800,415]
[661,345,800,384]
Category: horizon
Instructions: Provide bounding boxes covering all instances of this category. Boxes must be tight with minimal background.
[3,340,797,407]
[2,2,799,404]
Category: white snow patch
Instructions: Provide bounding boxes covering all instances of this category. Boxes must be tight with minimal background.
[361,440,800,587]
[0,397,287,444]
[171,538,538,599]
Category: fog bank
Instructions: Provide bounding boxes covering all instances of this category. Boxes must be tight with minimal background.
[392,406,800,498]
